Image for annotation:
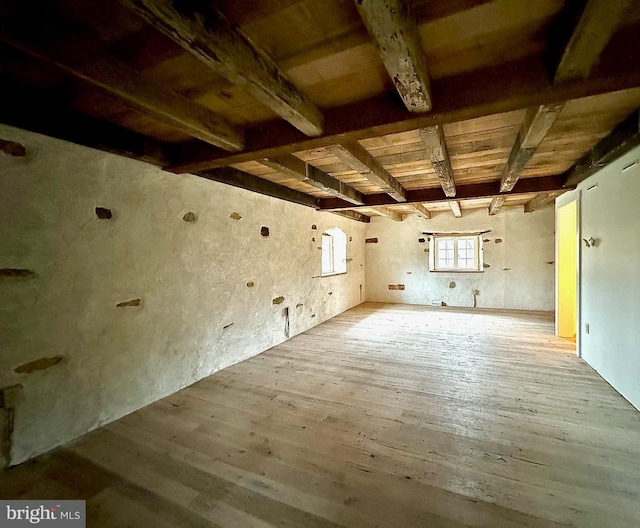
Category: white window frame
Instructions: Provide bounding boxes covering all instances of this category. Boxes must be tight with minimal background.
[429,234,483,272]
[321,227,347,276]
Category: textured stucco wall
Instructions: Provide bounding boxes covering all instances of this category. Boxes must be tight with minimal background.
[364,207,555,310]
[0,124,366,464]
[577,144,640,411]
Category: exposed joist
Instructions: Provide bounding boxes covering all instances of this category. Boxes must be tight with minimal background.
[0,139,26,157]
[320,175,567,211]
[524,192,563,213]
[198,167,318,208]
[329,141,407,202]
[411,204,431,219]
[563,109,640,187]
[120,0,323,136]
[168,55,640,173]
[419,126,455,197]
[488,196,505,216]
[500,103,564,192]
[327,210,371,223]
[554,0,632,84]
[355,0,431,112]
[449,200,462,218]
[0,82,169,166]
[374,207,404,222]
[0,2,244,152]
[259,155,364,205]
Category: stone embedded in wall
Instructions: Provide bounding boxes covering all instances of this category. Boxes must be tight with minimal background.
[418,238,425,243]
[503,267,511,271]
[116,298,142,308]
[95,207,112,220]
[229,212,242,220]
[495,238,503,244]
[388,284,405,290]
[365,238,378,244]
[328,292,333,295]
[223,323,233,329]
[0,138,26,157]
[547,261,554,265]
[272,296,285,305]
[183,212,197,223]
[483,238,490,243]
[448,281,456,289]
[311,224,317,230]
[484,263,491,268]
[0,268,35,279]
[261,226,270,237]
[14,357,63,374]
[296,303,303,308]
[246,281,255,288]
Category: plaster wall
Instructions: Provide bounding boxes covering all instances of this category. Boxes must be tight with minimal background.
[577,144,640,411]
[364,207,555,310]
[0,124,366,464]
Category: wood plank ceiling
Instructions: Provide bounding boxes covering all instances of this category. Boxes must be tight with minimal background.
[1,0,640,222]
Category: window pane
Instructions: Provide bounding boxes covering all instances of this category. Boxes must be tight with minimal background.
[457,238,475,268]
[321,234,334,274]
[438,239,455,268]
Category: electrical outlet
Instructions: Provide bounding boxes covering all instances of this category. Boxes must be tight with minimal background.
[585,323,590,335]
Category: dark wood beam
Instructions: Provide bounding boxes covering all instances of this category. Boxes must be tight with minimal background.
[168,55,640,173]
[329,141,407,202]
[0,139,26,157]
[0,3,243,152]
[554,0,632,84]
[524,192,564,213]
[355,0,431,112]
[120,0,323,136]
[501,103,564,192]
[419,125,455,197]
[328,210,371,223]
[319,175,568,211]
[563,110,640,187]
[449,200,462,218]
[259,155,365,205]
[197,167,318,208]
[411,204,431,219]
[0,82,169,166]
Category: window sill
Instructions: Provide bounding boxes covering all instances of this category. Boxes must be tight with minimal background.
[320,271,347,278]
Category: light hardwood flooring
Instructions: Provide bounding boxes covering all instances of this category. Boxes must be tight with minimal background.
[2,303,640,527]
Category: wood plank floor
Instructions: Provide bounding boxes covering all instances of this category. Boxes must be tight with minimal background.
[2,303,640,527]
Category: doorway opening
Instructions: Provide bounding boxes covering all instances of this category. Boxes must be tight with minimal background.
[556,200,577,341]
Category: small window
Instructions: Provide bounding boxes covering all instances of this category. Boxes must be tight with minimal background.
[430,235,482,272]
[321,227,347,276]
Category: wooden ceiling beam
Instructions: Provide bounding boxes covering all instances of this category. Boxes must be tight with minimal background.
[0,3,244,152]
[524,192,563,213]
[449,200,462,218]
[563,109,640,187]
[197,167,318,208]
[320,175,567,211]
[327,210,371,223]
[419,125,455,197]
[500,103,564,193]
[328,141,407,202]
[554,0,633,84]
[411,204,432,220]
[374,207,404,222]
[168,55,640,173]
[355,0,431,112]
[120,0,323,137]
[259,155,365,205]
[488,196,505,216]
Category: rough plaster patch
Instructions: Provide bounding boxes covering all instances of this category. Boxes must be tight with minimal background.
[261,226,270,237]
[365,238,378,244]
[272,296,285,305]
[229,212,242,220]
[183,212,197,223]
[0,268,35,279]
[95,207,112,220]
[14,357,63,374]
[116,298,142,308]
[388,284,405,290]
